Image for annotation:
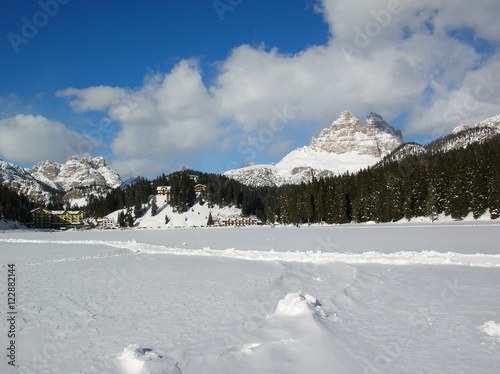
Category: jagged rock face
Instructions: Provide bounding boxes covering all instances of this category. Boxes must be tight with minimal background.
[0,160,54,202]
[31,156,122,192]
[310,111,403,157]
[0,156,122,204]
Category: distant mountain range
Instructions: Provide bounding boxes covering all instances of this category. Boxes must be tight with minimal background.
[224,111,500,187]
[0,156,121,205]
[1,111,499,203]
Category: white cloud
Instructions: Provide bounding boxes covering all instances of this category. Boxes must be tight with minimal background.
[59,60,220,162]
[209,0,499,138]
[56,86,127,112]
[405,57,500,136]
[0,114,90,164]
[56,0,500,176]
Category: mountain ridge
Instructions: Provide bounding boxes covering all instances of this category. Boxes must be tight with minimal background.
[0,156,121,205]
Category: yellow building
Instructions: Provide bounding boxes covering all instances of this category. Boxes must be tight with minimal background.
[30,208,84,229]
[52,210,84,226]
[30,208,53,229]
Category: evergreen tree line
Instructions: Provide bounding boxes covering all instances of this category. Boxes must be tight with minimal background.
[0,184,34,222]
[267,134,500,224]
[85,177,152,226]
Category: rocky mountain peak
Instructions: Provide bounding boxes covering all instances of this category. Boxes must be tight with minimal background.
[29,156,122,200]
[331,110,363,130]
[309,111,402,158]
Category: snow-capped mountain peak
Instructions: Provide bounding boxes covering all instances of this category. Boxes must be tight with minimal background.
[1,156,122,204]
[30,156,121,193]
[310,111,402,158]
[225,111,403,186]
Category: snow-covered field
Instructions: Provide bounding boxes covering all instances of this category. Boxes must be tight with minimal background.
[1,222,499,373]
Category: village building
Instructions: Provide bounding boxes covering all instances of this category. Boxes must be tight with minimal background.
[30,208,53,229]
[216,216,262,227]
[96,217,116,229]
[194,184,207,193]
[156,186,171,202]
[156,186,171,196]
[30,208,84,229]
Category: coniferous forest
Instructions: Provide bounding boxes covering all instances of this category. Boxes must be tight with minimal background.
[1,135,499,226]
[81,134,500,225]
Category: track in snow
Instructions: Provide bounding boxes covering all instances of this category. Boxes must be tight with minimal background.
[2,238,500,268]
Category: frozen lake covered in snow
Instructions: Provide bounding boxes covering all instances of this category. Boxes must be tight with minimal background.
[1,222,499,373]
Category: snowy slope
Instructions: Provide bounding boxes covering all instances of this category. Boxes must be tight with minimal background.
[229,148,381,187]
[106,194,248,229]
[1,222,499,373]
[225,111,403,187]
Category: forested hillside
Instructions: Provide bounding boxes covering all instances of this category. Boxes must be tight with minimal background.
[2,135,499,226]
[274,134,500,224]
[0,183,34,223]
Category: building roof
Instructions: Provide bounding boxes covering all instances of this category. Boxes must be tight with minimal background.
[31,209,82,215]
[30,207,50,213]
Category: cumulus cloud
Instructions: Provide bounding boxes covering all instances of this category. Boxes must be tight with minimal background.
[405,57,500,136]
[211,0,499,137]
[59,60,220,162]
[56,86,127,112]
[0,114,91,164]
[56,0,500,175]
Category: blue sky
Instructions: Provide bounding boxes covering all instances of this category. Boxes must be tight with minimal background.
[1,0,499,179]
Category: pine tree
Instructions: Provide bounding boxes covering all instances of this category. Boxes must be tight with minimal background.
[151,195,158,216]
[126,212,134,227]
[424,180,438,222]
[134,190,143,218]
[207,211,214,226]
[117,211,126,227]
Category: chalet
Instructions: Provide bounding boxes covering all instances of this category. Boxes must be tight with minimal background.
[156,186,171,203]
[156,186,171,196]
[194,184,206,193]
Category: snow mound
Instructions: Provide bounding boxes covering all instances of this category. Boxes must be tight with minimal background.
[274,291,322,316]
[187,290,359,373]
[480,321,500,338]
[115,344,180,374]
